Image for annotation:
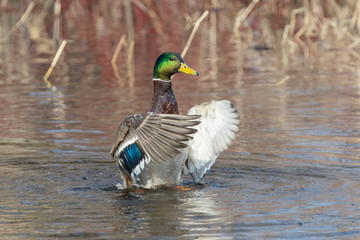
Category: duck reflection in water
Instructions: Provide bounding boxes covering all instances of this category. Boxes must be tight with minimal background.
[112,185,227,238]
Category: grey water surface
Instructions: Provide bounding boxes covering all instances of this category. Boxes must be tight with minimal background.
[1,2,360,239]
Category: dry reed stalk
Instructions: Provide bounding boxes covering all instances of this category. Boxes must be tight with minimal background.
[127,40,135,86]
[294,9,309,41]
[181,10,209,58]
[111,35,127,80]
[349,48,360,60]
[125,0,134,43]
[275,76,289,86]
[127,40,135,66]
[132,0,148,13]
[330,20,358,48]
[0,2,35,42]
[53,0,61,40]
[348,38,360,49]
[350,0,360,31]
[145,0,166,39]
[281,24,290,49]
[233,0,259,36]
[209,10,217,77]
[43,40,67,86]
[289,7,309,47]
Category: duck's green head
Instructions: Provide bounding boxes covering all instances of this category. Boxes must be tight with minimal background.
[153,52,199,81]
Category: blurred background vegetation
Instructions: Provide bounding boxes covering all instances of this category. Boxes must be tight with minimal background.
[1,0,360,85]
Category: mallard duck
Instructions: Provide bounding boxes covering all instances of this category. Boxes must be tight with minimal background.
[110,52,239,188]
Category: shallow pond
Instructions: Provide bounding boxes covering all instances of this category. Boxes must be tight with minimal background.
[1,2,360,239]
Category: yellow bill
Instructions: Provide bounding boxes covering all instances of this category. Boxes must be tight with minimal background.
[178,63,199,75]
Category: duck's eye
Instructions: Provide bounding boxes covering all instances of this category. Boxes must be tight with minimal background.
[169,57,175,61]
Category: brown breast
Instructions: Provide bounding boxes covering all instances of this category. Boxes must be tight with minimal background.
[149,80,179,114]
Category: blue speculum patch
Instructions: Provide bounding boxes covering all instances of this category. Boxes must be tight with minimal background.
[120,143,144,173]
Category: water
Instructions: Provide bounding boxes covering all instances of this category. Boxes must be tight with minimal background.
[1,2,360,239]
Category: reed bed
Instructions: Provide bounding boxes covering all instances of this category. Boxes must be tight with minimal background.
[2,1,360,49]
[1,0,360,82]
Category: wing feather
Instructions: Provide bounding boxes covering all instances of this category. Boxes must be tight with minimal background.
[186,99,239,182]
[110,113,200,184]
[156,128,191,142]
[159,123,199,136]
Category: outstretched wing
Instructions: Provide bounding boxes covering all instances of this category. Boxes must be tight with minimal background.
[110,114,200,185]
[186,99,239,182]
